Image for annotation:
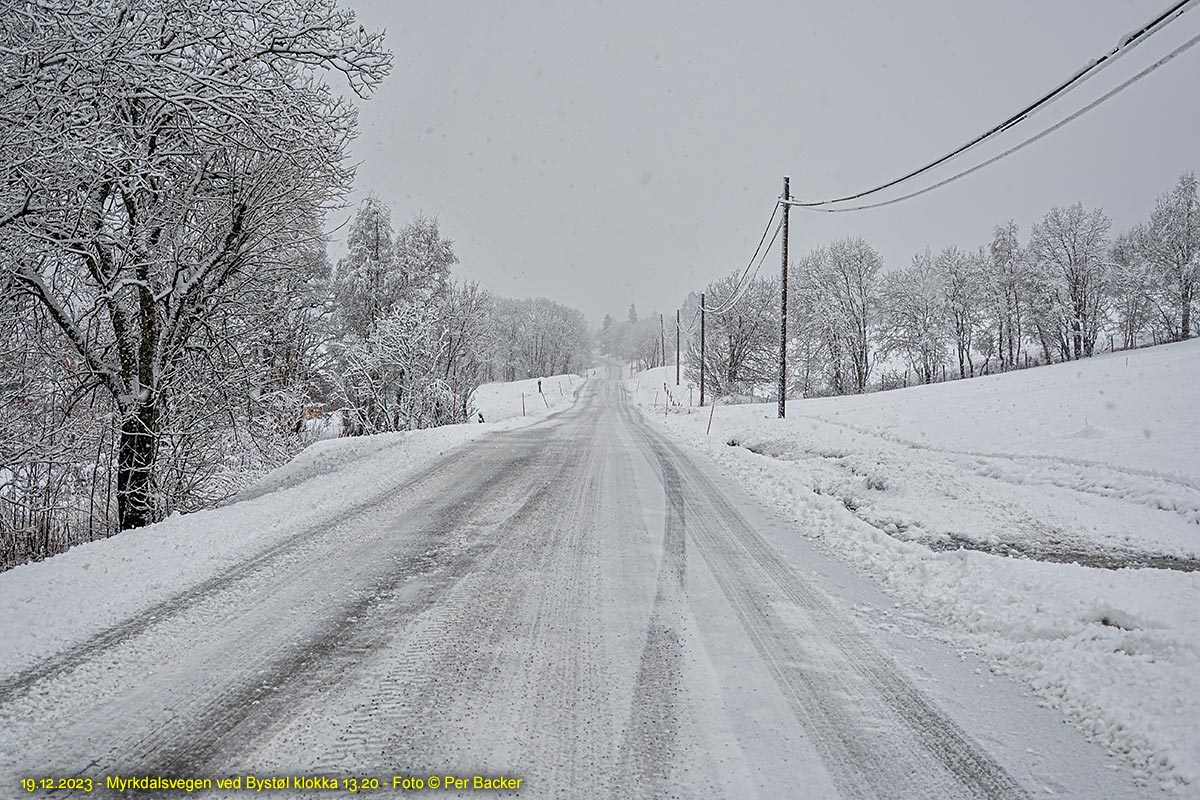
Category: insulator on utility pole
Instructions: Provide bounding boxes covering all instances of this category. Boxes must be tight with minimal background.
[778,176,790,419]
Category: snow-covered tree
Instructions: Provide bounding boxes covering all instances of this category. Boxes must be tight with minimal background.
[939,247,988,378]
[395,216,458,305]
[0,0,391,530]
[987,222,1028,371]
[441,282,494,420]
[1028,203,1111,361]
[685,273,778,399]
[793,238,880,394]
[597,314,618,356]
[879,250,948,385]
[1139,173,1199,342]
[489,297,592,380]
[335,195,400,336]
[333,303,452,434]
[1108,230,1156,350]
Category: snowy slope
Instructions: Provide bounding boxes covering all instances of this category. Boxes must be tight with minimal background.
[472,372,583,423]
[631,341,1200,793]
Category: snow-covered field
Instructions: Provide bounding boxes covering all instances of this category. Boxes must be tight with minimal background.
[472,372,583,423]
[0,374,582,678]
[631,341,1200,793]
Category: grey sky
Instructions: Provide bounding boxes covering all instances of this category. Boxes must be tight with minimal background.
[334,0,1200,325]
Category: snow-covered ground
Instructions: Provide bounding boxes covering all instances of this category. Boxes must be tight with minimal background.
[0,374,582,678]
[472,372,583,423]
[631,341,1200,793]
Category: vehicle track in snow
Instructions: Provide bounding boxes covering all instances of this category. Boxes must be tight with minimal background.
[0,440,490,700]
[0,429,556,783]
[623,395,1031,800]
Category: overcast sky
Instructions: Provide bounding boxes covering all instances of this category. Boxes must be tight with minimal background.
[333,0,1200,325]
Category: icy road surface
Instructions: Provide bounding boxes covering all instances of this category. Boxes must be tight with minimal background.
[0,374,1155,799]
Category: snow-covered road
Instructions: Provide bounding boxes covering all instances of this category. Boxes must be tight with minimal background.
[0,370,1154,798]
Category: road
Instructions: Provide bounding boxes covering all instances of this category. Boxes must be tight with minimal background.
[0,368,1154,799]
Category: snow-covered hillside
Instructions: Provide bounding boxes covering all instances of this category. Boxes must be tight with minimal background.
[632,341,1200,792]
[472,373,583,423]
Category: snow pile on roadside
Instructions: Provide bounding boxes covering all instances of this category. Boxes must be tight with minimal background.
[233,429,432,503]
[472,372,584,423]
[237,373,585,503]
[631,341,1200,792]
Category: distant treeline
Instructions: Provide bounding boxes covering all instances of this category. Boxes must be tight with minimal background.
[649,172,1198,400]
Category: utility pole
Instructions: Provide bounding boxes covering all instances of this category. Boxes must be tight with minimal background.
[778,176,790,419]
[675,309,680,385]
[696,292,700,407]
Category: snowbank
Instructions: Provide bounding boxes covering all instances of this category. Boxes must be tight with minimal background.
[631,341,1200,793]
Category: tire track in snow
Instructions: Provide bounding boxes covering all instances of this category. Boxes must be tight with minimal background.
[0,439,491,702]
[625,398,1031,800]
[611,426,687,799]
[242,387,619,796]
[0,436,549,784]
[151,475,558,782]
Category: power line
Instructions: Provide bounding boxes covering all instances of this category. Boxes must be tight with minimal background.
[678,200,780,334]
[793,29,1200,214]
[789,0,1198,208]
[719,201,780,306]
[709,217,783,314]
[679,305,700,336]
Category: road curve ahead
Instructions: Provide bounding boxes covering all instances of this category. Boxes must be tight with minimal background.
[0,368,1149,799]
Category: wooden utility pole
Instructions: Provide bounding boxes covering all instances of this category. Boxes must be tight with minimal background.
[778,176,790,419]
[675,309,680,385]
[696,292,700,407]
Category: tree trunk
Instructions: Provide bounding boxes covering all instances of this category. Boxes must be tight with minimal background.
[116,401,160,531]
[1182,283,1193,341]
